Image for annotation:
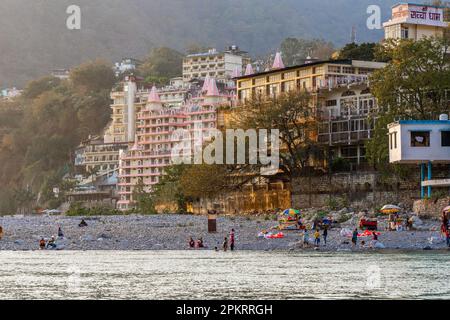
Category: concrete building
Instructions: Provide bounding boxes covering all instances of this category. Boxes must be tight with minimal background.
[235,57,386,165]
[114,58,142,77]
[183,46,250,83]
[383,3,448,41]
[388,117,450,164]
[104,76,193,144]
[51,69,70,80]
[75,136,127,174]
[116,79,231,210]
[388,115,450,198]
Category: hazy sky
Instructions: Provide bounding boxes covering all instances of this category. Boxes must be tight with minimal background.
[0,0,397,87]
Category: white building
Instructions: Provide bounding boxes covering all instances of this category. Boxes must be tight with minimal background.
[114,58,141,77]
[388,117,450,164]
[182,46,249,83]
[388,115,450,198]
[383,3,448,41]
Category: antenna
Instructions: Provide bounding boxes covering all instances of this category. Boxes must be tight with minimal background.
[351,25,356,43]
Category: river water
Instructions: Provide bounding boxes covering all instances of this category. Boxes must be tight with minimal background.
[0,251,448,299]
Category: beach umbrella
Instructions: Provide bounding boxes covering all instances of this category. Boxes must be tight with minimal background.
[443,206,450,213]
[380,204,401,214]
[282,208,300,216]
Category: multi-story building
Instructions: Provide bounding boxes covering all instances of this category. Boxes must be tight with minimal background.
[75,136,127,174]
[235,57,386,165]
[183,46,250,83]
[383,3,448,41]
[116,79,231,210]
[104,76,193,144]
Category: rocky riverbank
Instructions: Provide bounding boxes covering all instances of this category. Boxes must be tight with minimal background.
[0,213,448,251]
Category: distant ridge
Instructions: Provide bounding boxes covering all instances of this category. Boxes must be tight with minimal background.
[0,0,396,87]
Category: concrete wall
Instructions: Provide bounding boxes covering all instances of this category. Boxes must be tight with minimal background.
[190,187,291,215]
[291,171,420,210]
[413,197,450,218]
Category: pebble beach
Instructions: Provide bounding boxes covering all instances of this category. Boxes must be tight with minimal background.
[0,214,448,251]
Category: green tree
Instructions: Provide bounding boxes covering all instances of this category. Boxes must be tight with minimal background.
[234,90,324,182]
[70,59,116,93]
[22,76,61,100]
[138,47,183,83]
[132,178,157,214]
[153,164,189,212]
[336,42,380,61]
[367,36,450,166]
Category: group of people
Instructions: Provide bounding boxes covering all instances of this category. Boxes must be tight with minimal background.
[189,229,236,251]
[188,237,204,248]
[302,227,328,248]
[39,227,65,250]
[220,229,235,251]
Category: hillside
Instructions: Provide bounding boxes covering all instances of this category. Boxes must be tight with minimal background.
[0,0,396,87]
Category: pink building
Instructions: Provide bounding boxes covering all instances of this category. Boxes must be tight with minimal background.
[117,78,231,210]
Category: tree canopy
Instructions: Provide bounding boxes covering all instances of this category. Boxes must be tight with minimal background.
[366,36,450,166]
[0,60,115,214]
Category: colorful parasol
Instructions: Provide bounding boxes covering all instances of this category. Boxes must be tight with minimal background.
[380,204,401,214]
[281,208,300,216]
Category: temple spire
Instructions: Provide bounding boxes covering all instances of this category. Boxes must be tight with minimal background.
[244,63,254,75]
[201,75,210,92]
[206,78,220,96]
[272,52,285,69]
[147,86,161,103]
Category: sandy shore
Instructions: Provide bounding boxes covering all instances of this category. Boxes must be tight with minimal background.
[0,214,448,251]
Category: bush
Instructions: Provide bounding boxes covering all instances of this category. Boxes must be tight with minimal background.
[331,157,351,172]
[66,202,123,216]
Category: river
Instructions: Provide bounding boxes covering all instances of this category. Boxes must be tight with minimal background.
[0,251,448,299]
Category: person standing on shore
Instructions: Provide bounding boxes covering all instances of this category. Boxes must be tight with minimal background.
[222,237,228,251]
[323,227,328,245]
[303,229,309,247]
[445,228,450,247]
[352,228,358,247]
[314,229,320,247]
[0,226,3,240]
[230,229,235,251]
[58,227,64,238]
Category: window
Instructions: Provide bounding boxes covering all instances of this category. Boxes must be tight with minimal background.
[326,99,337,107]
[410,131,430,147]
[442,131,450,147]
[401,27,409,39]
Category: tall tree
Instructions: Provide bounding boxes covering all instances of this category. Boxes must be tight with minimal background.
[366,36,450,166]
[336,42,380,61]
[234,90,324,182]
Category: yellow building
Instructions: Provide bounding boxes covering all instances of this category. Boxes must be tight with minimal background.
[383,3,448,41]
[235,59,386,165]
